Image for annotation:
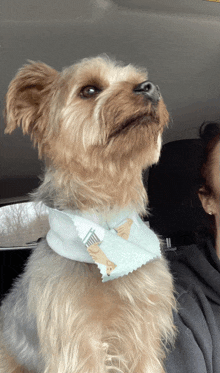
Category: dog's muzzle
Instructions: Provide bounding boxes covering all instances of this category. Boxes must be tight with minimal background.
[133,81,161,104]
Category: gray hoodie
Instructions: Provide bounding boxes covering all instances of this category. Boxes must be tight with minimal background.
[165,238,220,373]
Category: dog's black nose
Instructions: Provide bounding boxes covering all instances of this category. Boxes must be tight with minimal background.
[133,81,161,103]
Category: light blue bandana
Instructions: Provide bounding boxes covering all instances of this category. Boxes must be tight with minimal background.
[46,208,161,282]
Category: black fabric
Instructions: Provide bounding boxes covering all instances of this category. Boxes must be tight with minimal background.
[0,176,40,200]
[0,249,32,303]
[164,239,220,373]
[145,139,210,245]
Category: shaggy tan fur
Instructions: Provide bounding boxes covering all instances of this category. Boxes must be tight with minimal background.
[1,55,176,373]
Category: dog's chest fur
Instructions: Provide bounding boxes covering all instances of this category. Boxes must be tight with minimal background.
[1,239,174,373]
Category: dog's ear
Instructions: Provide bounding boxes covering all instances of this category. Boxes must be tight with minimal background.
[4,61,59,153]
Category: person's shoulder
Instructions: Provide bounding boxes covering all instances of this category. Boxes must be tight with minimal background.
[165,243,209,304]
[165,244,199,282]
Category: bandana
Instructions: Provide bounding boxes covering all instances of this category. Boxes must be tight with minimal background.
[46,208,161,282]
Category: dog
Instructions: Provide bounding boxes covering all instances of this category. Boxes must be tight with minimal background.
[0,55,176,373]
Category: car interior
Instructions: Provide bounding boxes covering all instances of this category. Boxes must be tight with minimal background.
[1,0,220,301]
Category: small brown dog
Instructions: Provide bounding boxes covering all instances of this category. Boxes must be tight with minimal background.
[0,55,175,373]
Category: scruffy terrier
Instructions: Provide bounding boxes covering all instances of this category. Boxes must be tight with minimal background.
[0,55,176,373]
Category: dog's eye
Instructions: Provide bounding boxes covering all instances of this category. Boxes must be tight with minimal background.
[80,86,101,99]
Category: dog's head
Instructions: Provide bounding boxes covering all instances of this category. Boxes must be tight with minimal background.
[5,55,169,212]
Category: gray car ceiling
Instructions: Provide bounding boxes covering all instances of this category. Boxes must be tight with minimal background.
[1,0,220,178]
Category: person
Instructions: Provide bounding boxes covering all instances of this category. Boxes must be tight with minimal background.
[164,121,220,373]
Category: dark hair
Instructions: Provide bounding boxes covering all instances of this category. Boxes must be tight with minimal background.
[196,121,220,244]
[199,121,220,197]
